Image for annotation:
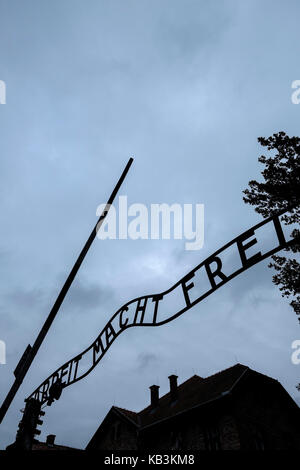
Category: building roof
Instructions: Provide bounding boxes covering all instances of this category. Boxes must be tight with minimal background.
[141,363,249,426]
[31,441,81,451]
[6,439,81,452]
[113,406,140,425]
[113,363,250,428]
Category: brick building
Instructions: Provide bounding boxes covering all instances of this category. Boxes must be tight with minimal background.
[86,364,300,450]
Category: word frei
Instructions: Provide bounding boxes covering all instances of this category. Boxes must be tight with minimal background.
[0,80,6,104]
[96,196,204,251]
[28,209,297,405]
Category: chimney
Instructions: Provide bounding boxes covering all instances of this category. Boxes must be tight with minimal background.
[168,374,178,402]
[149,385,160,408]
[46,434,56,446]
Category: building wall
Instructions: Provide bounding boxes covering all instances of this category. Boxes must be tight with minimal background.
[233,373,300,450]
[91,415,138,450]
[138,403,240,451]
[218,414,240,450]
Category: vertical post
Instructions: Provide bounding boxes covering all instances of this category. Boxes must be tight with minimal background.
[14,399,44,450]
[0,158,133,425]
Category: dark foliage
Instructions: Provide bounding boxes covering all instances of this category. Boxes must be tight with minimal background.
[243,132,300,320]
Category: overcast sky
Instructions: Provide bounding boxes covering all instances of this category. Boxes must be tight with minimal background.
[0,0,299,450]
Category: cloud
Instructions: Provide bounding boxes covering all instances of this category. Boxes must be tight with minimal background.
[136,352,159,371]
[1,0,300,451]
[61,278,115,314]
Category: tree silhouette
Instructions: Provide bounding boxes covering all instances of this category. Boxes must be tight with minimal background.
[243,132,300,321]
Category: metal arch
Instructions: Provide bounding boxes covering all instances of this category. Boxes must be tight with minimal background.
[27,208,298,405]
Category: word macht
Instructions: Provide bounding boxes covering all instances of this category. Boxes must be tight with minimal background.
[96,196,204,251]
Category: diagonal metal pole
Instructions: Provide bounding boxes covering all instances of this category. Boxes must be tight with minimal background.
[0,157,133,424]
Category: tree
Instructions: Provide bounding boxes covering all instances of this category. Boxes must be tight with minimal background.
[243,132,300,321]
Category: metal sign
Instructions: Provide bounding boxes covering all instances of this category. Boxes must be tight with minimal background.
[28,209,298,405]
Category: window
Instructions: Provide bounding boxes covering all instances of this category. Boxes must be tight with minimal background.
[204,425,221,450]
[110,422,121,442]
[252,428,265,450]
[170,430,183,450]
[114,422,121,440]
